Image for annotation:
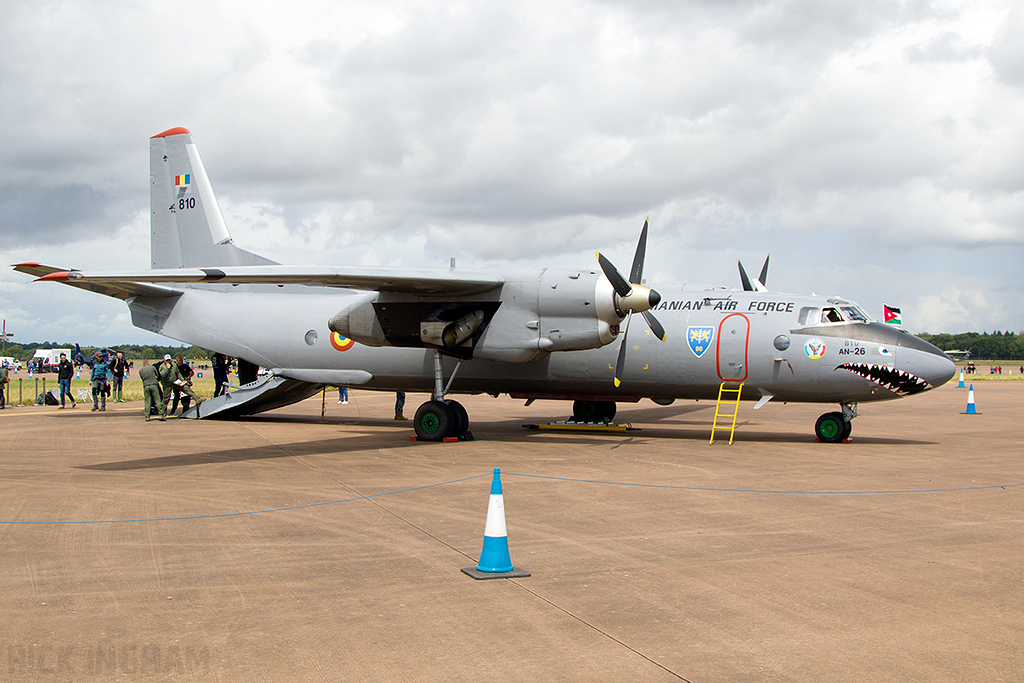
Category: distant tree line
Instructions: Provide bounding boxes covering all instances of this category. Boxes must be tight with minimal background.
[5,331,1023,362]
[917,331,1024,360]
[1,341,213,362]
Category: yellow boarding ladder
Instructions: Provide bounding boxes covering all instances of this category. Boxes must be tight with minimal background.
[710,382,744,445]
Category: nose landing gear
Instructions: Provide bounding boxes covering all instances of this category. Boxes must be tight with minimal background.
[815,402,857,443]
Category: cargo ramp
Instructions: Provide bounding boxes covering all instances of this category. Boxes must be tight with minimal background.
[182,369,373,419]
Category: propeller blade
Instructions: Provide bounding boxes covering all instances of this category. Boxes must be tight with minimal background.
[613,315,631,388]
[596,252,632,297]
[642,310,667,342]
[738,259,754,291]
[758,255,770,289]
[629,217,649,284]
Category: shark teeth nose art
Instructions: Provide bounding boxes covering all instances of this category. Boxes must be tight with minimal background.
[837,363,932,396]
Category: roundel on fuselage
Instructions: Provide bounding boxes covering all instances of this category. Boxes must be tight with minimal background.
[330,332,355,352]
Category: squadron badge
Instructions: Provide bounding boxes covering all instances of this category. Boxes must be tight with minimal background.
[687,326,714,358]
[804,337,826,360]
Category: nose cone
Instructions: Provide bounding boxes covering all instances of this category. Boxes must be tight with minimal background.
[648,288,661,309]
[905,345,956,390]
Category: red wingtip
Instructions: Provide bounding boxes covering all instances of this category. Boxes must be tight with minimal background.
[151,127,191,138]
[13,262,42,267]
[35,271,72,282]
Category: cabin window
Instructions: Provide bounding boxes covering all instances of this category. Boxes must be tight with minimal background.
[798,307,820,326]
[840,306,870,323]
[822,307,844,323]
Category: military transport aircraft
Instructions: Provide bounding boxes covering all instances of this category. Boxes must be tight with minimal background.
[14,127,956,442]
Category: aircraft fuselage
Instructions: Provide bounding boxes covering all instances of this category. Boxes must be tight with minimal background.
[127,271,955,406]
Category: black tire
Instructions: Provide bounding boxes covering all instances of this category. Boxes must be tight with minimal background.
[446,400,469,437]
[572,400,599,422]
[597,401,617,421]
[414,400,453,442]
[815,412,847,443]
[572,400,617,422]
[841,416,853,441]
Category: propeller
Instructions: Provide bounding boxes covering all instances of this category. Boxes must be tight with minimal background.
[595,218,667,387]
[738,254,770,292]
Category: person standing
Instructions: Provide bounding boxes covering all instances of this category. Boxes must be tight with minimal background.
[0,361,8,409]
[109,351,129,403]
[395,391,407,420]
[338,386,348,404]
[84,350,110,411]
[57,353,76,409]
[211,352,229,398]
[138,360,166,421]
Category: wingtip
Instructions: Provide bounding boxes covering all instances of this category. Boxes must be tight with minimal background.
[35,271,71,282]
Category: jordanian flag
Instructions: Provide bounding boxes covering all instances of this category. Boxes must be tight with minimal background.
[883,304,901,325]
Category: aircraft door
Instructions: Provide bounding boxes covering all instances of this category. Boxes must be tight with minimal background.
[716,313,750,382]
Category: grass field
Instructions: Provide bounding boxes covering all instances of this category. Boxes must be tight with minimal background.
[5,377,220,404]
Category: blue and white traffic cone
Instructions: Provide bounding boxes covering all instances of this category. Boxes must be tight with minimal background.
[957,369,965,388]
[963,384,978,414]
[462,468,530,579]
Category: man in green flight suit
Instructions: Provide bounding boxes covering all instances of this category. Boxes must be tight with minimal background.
[159,355,202,417]
[138,359,166,421]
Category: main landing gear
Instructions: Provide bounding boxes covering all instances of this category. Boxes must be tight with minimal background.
[571,400,616,422]
[815,402,857,443]
[413,350,472,442]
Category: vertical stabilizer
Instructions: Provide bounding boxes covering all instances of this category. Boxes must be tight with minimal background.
[150,128,277,268]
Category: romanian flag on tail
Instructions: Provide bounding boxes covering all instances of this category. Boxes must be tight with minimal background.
[174,174,190,186]
[883,304,901,326]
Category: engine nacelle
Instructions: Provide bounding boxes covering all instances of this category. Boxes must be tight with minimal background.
[536,269,622,352]
[328,292,388,347]
[326,267,630,361]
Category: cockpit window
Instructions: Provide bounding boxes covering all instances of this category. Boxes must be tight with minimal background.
[839,306,870,323]
[798,307,820,325]
[822,307,844,323]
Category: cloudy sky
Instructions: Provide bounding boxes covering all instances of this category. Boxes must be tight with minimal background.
[1,0,1022,346]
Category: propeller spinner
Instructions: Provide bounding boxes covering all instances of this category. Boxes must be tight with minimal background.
[595,218,667,387]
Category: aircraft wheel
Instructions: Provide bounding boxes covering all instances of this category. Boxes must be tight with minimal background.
[572,400,599,422]
[815,412,847,443]
[414,400,453,442]
[572,400,617,422]
[446,400,469,437]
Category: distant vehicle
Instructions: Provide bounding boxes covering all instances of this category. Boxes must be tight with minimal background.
[30,349,72,372]
[0,356,21,371]
[944,349,972,361]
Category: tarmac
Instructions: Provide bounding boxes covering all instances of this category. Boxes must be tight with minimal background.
[0,381,1022,682]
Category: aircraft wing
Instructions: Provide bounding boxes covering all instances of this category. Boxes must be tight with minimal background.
[12,263,181,300]
[24,264,505,296]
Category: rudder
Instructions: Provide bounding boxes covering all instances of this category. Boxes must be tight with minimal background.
[150,127,276,269]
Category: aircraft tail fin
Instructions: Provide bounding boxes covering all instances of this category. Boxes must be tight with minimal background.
[149,127,277,269]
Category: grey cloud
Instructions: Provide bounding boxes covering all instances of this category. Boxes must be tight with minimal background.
[988,6,1024,86]
[0,183,138,246]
